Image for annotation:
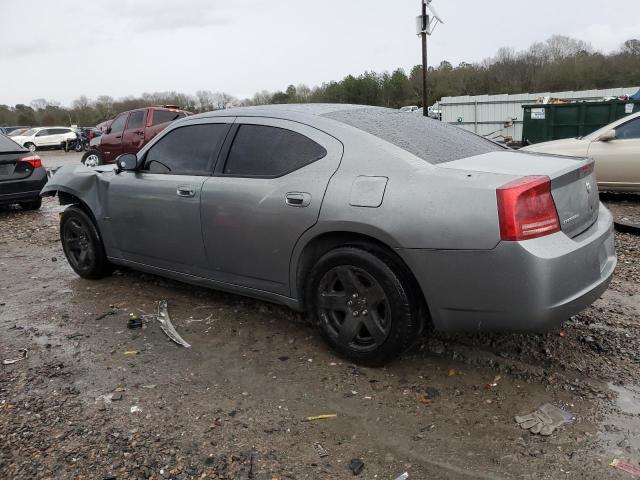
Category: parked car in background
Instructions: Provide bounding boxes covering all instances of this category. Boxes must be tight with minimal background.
[11,127,77,152]
[82,106,191,167]
[399,105,419,112]
[1,126,30,135]
[0,133,47,210]
[522,111,640,192]
[8,128,31,137]
[43,104,615,365]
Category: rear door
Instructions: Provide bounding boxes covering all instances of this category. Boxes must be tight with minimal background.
[107,119,232,275]
[100,113,128,162]
[201,117,343,296]
[588,116,640,189]
[121,110,147,154]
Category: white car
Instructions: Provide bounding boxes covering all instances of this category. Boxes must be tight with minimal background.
[11,127,77,152]
[522,111,640,192]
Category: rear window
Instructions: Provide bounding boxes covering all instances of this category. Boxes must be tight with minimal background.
[0,134,25,152]
[322,108,504,164]
[152,110,185,126]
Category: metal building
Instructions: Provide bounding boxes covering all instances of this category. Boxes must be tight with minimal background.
[440,86,640,142]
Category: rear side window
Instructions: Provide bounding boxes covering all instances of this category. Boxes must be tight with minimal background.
[152,110,185,126]
[109,114,128,134]
[616,118,640,140]
[143,123,230,175]
[224,125,327,177]
[127,111,145,130]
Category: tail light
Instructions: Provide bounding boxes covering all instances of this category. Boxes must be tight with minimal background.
[496,176,560,241]
[19,155,42,168]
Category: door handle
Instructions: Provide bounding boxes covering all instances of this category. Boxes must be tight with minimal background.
[285,192,311,207]
[177,186,196,198]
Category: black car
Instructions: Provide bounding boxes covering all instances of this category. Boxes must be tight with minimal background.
[0,134,47,210]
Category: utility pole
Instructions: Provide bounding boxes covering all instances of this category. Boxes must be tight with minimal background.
[420,0,428,116]
[417,0,443,117]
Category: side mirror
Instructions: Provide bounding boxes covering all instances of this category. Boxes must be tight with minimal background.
[115,153,138,173]
[598,130,616,142]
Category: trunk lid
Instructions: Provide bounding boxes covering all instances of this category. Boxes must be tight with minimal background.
[439,151,600,238]
[0,152,35,182]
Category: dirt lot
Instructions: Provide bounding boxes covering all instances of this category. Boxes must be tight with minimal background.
[1,152,639,479]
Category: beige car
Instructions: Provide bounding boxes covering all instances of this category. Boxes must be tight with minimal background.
[522,111,640,192]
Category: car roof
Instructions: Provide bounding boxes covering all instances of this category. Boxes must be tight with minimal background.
[190,104,504,164]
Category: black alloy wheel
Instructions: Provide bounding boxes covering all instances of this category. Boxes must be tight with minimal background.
[307,246,422,366]
[317,265,392,353]
[60,206,113,279]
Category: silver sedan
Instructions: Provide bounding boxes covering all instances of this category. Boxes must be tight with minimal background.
[42,105,616,365]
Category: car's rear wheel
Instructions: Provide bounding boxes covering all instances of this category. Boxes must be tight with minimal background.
[82,150,103,167]
[60,206,113,279]
[306,246,421,366]
[24,142,36,152]
[20,198,42,210]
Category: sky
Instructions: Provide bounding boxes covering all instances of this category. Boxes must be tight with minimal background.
[0,0,639,107]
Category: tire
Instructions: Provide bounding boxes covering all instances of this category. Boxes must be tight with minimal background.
[60,205,113,280]
[19,198,42,210]
[24,142,36,153]
[81,150,103,167]
[305,246,421,366]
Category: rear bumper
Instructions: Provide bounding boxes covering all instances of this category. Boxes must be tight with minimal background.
[401,203,616,332]
[0,168,48,206]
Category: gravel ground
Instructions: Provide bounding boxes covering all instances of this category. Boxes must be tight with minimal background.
[0,190,638,479]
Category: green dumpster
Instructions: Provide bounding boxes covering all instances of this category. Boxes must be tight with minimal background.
[522,100,640,145]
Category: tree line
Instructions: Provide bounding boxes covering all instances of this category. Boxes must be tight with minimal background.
[1,36,638,128]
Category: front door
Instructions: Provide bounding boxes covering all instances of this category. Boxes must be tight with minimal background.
[107,119,233,276]
[589,116,640,189]
[35,129,55,147]
[201,117,343,296]
[100,113,128,162]
[121,109,147,155]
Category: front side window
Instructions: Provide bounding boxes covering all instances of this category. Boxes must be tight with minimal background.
[109,114,128,135]
[615,118,640,140]
[142,123,229,175]
[152,110,185,126]
[127,111,145,130]
[223,125,327,177]
[35,129,50,137]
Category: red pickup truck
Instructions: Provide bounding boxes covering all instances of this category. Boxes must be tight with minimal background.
[81,106,192,167]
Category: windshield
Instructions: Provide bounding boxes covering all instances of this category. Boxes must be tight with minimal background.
[21,128,38,137]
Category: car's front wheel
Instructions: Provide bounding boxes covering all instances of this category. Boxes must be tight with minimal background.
[60,206,113,279]
[306,246,422,366]
[81,150,103,167]
[24,142,36,152]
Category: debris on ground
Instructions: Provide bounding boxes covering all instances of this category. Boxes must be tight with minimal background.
[349,458,364,476]
[610,459,640,477]
[304,414,337,422]
[486,374,502,389]
[130,406,142,414]
[515,403,575,436]
[156,300,191,348]
[313,442,329,458]
[123,350,139,356]
[94,309,118,321]
[2,348,28,365]
[394,473,410,480]
[127,314,143,329]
